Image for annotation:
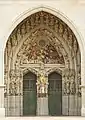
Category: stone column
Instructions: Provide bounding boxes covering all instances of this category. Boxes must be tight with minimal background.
[0,50,5,116]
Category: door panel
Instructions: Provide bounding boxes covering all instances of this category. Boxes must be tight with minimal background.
[48,72,62,116]
[23,72,37,116]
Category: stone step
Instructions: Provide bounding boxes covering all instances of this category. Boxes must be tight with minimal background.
[1,117,85,120]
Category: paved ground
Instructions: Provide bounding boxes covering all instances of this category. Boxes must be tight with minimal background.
[0,117,85,120]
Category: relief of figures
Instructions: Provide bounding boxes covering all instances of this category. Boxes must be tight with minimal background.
[17,39,65,65]
[63,69,76,95]
[9,69,22,95]
[70,75,76,94]
[9,80,16,95]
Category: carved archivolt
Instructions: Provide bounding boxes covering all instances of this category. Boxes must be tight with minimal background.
[6,11,78,66]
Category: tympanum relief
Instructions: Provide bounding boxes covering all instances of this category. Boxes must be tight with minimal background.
[17,37,64,64]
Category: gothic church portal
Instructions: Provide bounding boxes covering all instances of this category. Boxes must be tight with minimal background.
[4,10,81,116]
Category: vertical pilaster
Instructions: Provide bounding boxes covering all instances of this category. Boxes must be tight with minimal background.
[81,54,85,116]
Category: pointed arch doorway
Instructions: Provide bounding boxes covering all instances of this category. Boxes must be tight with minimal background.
[23,72,37,116]
[48,72,62,116]
[4,8,81,116]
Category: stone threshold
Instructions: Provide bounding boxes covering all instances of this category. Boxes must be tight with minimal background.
[1,116,85,120]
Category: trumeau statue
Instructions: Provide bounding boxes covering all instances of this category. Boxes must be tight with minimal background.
[37,72,48,95]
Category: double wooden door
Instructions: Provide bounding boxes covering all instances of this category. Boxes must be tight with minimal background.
[23,71,62,116]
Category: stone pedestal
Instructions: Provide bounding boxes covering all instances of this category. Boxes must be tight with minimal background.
[37,97,48,116]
